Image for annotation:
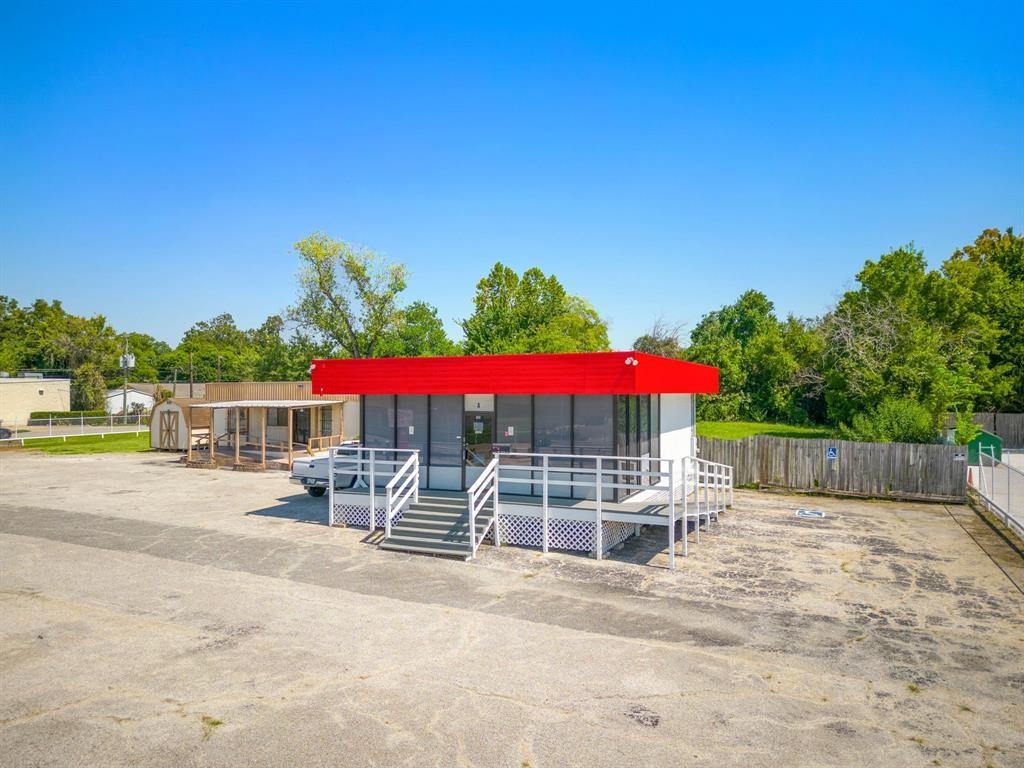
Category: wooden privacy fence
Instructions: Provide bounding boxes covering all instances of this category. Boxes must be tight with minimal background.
[697,436,967,501]
[964,413,1024,449]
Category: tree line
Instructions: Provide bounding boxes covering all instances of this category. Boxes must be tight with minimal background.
[1,227,1019,441]
[634,228,1023,441]
[0,232,610,409]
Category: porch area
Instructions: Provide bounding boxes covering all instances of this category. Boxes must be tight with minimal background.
[325,447,733,569]
[186,400,348,471]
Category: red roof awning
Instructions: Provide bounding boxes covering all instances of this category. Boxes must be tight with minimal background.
[311,352,719,395]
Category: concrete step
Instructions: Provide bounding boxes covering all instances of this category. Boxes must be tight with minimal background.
[393,516,492,536]
[378,538,472,559]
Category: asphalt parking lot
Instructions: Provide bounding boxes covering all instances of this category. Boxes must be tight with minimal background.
[1,450,1022,767]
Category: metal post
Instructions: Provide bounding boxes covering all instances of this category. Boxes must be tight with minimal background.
[699,463,707,543]
[122,338,129,418]
[368,448,376,533]
[413,452,420,503]
[594,457,603,560]
[492,462,500,547]
[542,456,549,554]
[234,407,240,466]
[668,459,676,570]
[682,457,688,558]
[48,416,52,437]
[328,448,335,526]
[80,414,84,434]
[468,487,476,558]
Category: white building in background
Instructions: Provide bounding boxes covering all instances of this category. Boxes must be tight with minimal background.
[0,377,71,424]
[105,386,156,415]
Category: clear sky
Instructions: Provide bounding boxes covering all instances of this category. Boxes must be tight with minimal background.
[2,1,1021,349]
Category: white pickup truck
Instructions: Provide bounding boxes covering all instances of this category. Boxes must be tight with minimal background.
[289,441,360,497]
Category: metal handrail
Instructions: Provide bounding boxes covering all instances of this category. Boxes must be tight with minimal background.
[327,446,422,530]
[467,457,499,558]
[973,447,1023,541]
[384,452,419,538]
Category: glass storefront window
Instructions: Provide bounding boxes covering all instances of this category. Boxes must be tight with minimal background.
[429,395,462,466]
[396,395,428,461]
[534,395,572,497]
[639,394,651,457]
[363,395,395,449]
[534,396,572,454]
[573,395,614,501]
[573,396,614,456]
[495,395,532,459]
[650,394,660,459]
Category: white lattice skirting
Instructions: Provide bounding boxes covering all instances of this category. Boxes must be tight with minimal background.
[331,502,404,529]
[490,514,639,555]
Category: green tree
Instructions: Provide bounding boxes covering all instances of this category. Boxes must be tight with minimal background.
[290,232,408,358]
[173,313,256,381]
[822,244,999,427]
[0,297,28,373]
[839,397,937,444]
[632,318,685,358]
[378,301,459,357]
[684,290,822,423]
[71,362,107,410]
[942,228,1023,410]
[460,263,609,354]
[251,315,293,380]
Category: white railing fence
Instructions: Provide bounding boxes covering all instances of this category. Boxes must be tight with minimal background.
[327,447,421,530]
[0,413,149,445]
[495,452,733,569]
[385,452,420,538]
[467,457,499,558]
[972,449,1023,542]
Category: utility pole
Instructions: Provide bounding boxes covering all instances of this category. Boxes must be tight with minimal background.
[172,365,178,396]
[120,338,134,417]
[217,355,222,382]
[189,352,194,398]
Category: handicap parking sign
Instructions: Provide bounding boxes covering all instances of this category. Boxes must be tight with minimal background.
[826,446,838,460]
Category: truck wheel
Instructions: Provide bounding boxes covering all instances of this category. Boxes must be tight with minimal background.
[306,487,326,498]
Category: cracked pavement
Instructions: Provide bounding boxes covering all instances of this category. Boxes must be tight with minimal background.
[1,451,1022,767]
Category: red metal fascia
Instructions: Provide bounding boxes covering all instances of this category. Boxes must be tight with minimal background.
[311,351,719,395]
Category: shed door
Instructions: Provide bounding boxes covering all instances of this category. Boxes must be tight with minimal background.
[160,410,179,450]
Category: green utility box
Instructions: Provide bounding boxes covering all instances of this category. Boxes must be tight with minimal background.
[967,430,1002,464]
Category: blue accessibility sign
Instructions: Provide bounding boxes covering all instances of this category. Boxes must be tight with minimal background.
[826,446,838,460]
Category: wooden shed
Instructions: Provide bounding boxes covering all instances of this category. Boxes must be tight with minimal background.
[151,398,208,451]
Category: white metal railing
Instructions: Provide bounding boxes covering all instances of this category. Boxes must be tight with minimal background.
[0,413,149,445]
[973,448,1023,542]
[689,456,734,535]
[467,457,499,558]
[385,452,420,538]
[327,447,421,530]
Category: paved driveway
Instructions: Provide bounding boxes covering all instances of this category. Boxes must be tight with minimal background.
[1,451,1022,767]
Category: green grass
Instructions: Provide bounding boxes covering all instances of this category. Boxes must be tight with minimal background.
[7,432,151,455]
[697,421,833,440]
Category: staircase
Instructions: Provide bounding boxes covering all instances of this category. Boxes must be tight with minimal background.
[379,493,492,559]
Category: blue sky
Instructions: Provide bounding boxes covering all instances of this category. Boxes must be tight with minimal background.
[2,1,1022,349]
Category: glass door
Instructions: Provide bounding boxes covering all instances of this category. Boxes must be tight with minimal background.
[293,408,310,444]
[463,394,495,488]
[464,411,495,466]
